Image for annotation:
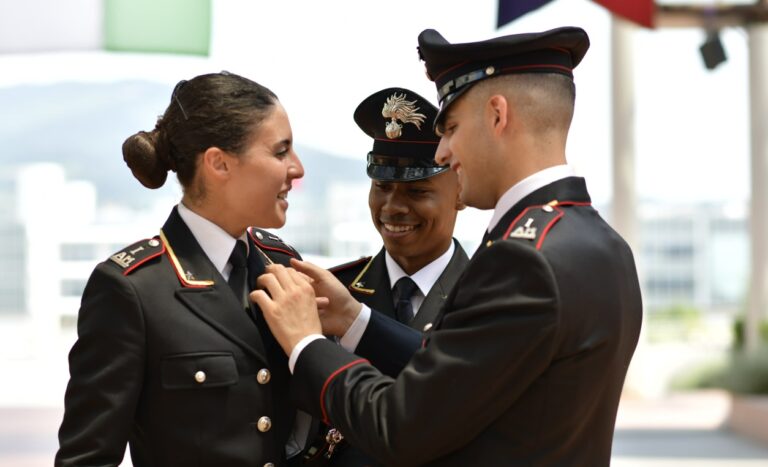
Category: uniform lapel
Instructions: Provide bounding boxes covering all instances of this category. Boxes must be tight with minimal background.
[162,208,268,363]
[351,248,397,319]
[411,240,470,331]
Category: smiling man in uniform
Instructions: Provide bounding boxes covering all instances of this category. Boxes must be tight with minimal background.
[331,87,468,334]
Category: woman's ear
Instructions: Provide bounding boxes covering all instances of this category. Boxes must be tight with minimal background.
[200,147,231,180]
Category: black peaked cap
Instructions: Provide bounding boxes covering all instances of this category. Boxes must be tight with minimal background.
[417,27,590,124]
[354,87,447,182]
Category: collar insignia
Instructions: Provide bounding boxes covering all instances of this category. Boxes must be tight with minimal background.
[509,218,537,240]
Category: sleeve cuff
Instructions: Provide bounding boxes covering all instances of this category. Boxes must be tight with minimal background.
[288,334,326,374]
[339,304,370,352]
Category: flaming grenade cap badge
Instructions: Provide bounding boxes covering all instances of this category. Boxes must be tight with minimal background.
[381,93,427,139]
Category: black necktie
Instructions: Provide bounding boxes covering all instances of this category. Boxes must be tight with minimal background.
[228,240,248,308]
[393,277,418,324]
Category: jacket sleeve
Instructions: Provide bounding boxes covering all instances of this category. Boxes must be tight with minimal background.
[354,310,421,378]
[291,241,560,466]
[55,263,146,467]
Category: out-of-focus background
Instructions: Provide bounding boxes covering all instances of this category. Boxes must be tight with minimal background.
[1,0,768,465]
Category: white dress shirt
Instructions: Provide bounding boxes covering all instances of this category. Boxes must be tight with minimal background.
[384,240,455,317]
[177,202,248,280]
[487,164,576,233]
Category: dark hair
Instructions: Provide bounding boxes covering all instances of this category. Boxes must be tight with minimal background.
[122,72,278,191]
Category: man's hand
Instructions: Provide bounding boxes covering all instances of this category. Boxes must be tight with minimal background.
[290,258,363,337]
[251,264,322,356]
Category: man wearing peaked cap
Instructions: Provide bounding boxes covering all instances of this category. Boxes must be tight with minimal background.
[313,88,469,466]
[418,26,590,124]
[336,87,468,334]
[358,87,449,182]
[253,27,642,466]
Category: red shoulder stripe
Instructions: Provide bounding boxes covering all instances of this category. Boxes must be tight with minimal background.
[247,229,297,257]
[320,358,369,424]
[536,208,564,250]
[123,244,166,276]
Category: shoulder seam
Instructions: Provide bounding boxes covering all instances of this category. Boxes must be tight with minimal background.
[329,256,371,273]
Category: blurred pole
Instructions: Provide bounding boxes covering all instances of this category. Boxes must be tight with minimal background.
[747,22,768,353]
[611,18,637,250]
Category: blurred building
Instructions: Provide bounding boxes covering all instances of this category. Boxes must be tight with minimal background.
[1,163,384,325]
[639,201,748,314]
[1,164,174,326]
[0,162,750,328]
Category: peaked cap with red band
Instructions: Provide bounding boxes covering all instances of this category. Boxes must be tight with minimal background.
[354,87,446,182]
[417,26,590,125]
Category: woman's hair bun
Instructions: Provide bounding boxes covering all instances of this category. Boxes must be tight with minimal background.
[122,130,170,189]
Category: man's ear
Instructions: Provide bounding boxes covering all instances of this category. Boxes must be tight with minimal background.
[455,196,467,211]
[487,94,509,136]
[200,147,232,180]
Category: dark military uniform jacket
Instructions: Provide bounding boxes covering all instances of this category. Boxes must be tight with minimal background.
[290,177,643,466]
[331,239,469,332]
[324,241,468,466]
[56,207,302,467]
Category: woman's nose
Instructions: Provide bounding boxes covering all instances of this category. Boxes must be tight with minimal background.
[289,151,305,179]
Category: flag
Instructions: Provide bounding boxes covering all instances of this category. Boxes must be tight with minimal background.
[0,0,211,55]
[497,0,655,29]
[497,0,555,28]
[593,0,654,29]
[105,0,211,55]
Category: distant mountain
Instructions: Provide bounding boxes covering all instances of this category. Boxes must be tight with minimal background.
[0,81,365,208]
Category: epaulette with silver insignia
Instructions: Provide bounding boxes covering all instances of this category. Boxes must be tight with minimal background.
[108,237,165,275]
[502,203,563,251]
[247,227,298,258]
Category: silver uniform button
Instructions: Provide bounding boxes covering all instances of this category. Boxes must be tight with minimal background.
[148,238,160,247]
[257,368,271,385]
[257,416,272,432]
[423,323,433,332]
[194,371,206,383]
[255,231,264,240]
[264,463,275,467]
[542,205,554,212]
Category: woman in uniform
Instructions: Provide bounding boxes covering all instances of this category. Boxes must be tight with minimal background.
[56,71,308,467]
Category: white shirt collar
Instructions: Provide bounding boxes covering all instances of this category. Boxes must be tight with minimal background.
[176,202,248,278]
[487,165,576,233]
[385,240,455,298]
